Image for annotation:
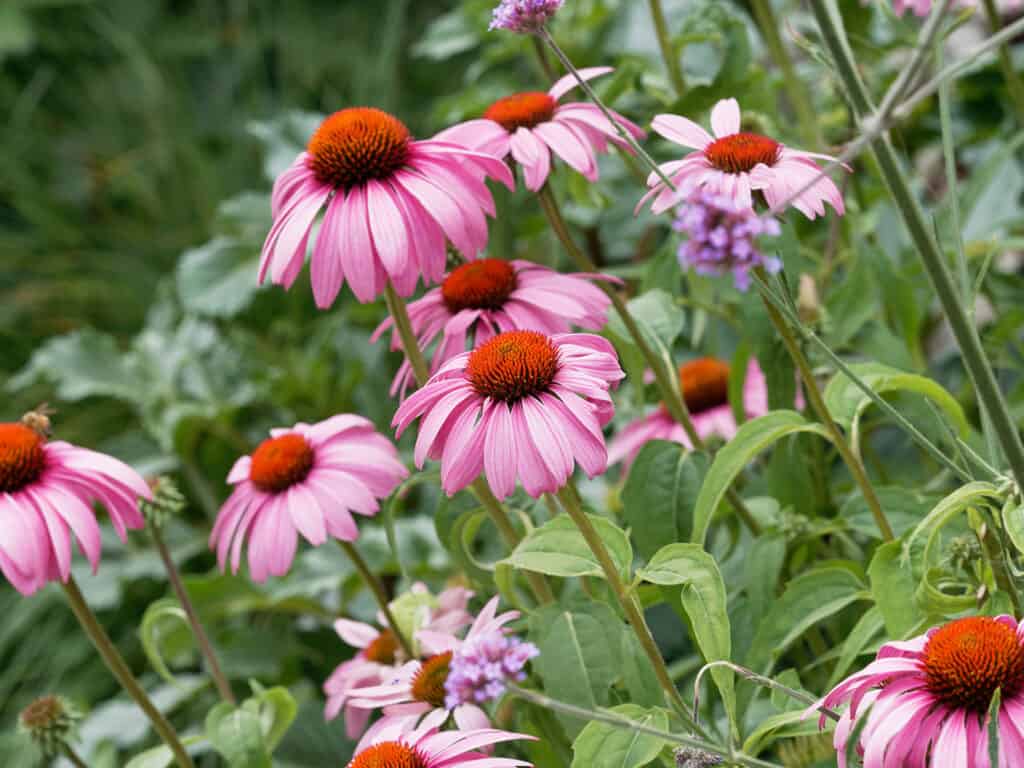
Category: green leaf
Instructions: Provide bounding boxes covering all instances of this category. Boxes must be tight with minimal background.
[206,702,272,768]
[1002,499,1024,557]
[124,736,207,768]
[826,606,884,688]
[620,628,664,708]
[606,289,684,352]
[868,540,924,638]
[747,567,867,674]
[245,685,298,752]
[622,441,706,560]
[841,486,939,540]
[743,710,826,756]
[140,598,190,685]
[692,411,833,546]
[989,688,1002,766]
[388,589,438,654]
[503,515,632,581]
[570,704,669,768]
[176,237,260,318]
[638,544,735,729]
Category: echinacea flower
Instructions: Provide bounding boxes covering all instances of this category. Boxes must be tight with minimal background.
[372,258,613,398]
[261,107,514,306]
[209,415,408,582]
[811,615,1024,767]
[674,189,782,291]
[393,330,624,499]
[347,597,523,742]
[347,722,533,768]
[325,584,474,737]
[0,420,149,596]
[608,358,769,470]
[489,0,563,32]
[639,98,847,220]
[436,68,644,192]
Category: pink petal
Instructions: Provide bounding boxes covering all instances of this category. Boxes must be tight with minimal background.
[710,98,741,138]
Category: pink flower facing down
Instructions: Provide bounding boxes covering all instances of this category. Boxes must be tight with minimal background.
[489,0,563,32]
[393,330,624,500]
[347,722,533,768]
[639,98,848,220]
[347,597,526,747]
[608,357,769,470]
[372,258,613,399]
[261,107,514,307]
[209,415,408,582]
[811,615,1024,767]
[325,584,474,739]
[436,67,645,192]
[0,422,149,596]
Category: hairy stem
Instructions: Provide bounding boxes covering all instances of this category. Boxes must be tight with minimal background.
[62,577,194,768]
[337,540,415,658]
[647,0,687,98]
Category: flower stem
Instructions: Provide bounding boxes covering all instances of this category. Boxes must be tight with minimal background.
[978,515,1023,616]
[748,0,821,148]
[809,0,1024,493]
[647,0,686,99]
[536,183,762,535]
[382,281,554,605]
[979,0,1024,128]
[337,539,416,658]
[530,35,557,81]
[62,577,194,768]
[554,483,695,723]
[151,527,235,704]
[64,745,89,768]
[753,269,894,541]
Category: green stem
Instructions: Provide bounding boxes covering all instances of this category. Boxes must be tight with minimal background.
[979,0,1024,128]
[554,484,694,722]
[647,0,687,99]
[337,540,415,659]
[383,281,430,385]
[62,577,194,768]
[694,660,840,722]
[63,745,89,768]
[530,35,557,81]
[754,269,895,541]
[810,0,1024,492]
[152,527,235,704]
[749,0,821,147]
[536,184,762,535]
[978,515,1023,616]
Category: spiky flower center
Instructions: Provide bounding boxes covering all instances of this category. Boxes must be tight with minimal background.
[307,107,411,189]
[249,434,315,493]
[923,617,1024,712]
[348,742,427,768]
[704,132,781,174]
[0,423,46,493]
[467,330,559,403]
[20,696,65,731]
[441,259,518,313]
[364,630,400,665]
[410,651,452,708]
[679,358,730,414]
[484,91,557,132]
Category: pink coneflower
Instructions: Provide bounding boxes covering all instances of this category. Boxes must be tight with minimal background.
[347,723,533,768]
[435,68,645,192]
[325,584,474,737]
[608,358,769,470]
[393,330,624,500]
[372,259,613,399]
[638,98,847,220]
[260,107,515,307]
[209,415,408,582]
[811,615,1024,767]
[0,421,149,596]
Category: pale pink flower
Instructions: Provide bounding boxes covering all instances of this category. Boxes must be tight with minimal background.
[0,422,149,596]
[260,107,514,307]
[888,0,1021,15]
[372,259,613,399]
[608,358,769,470]
[393,330,624,500]
[435,68,644,192]
[638,98,847,220]
[347,721,533,768]
[209,415,408,582]
[810,615,1024,767]
[325,584,474,738]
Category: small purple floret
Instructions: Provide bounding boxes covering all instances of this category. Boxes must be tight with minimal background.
[444,630,540,709]
[489,0,564,33]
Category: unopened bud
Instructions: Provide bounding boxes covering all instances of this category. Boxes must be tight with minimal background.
[797,274,821,325]
[140,476,187,528]
[19,695,82,758]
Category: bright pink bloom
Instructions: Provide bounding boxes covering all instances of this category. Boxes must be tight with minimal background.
[0,422,149,596]
[210,415,408,582]
[347,721,533,768]
[325,583,474,738]
[608,358,769,470]
[393,330,624,500]
[372,259,613,399]
[639,98,847,220]
[260,107,514,306]
[810,615,1024,767]
[436,68,644,192]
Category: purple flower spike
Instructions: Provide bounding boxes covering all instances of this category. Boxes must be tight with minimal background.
[444,629,540,709]
[489,0,564,33]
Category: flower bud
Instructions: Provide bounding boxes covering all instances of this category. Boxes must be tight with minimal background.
[19,695,82,758]
[140,475,187,528]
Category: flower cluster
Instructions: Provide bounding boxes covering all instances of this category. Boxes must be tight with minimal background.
[444,631,539,709]
[489,0,564,32]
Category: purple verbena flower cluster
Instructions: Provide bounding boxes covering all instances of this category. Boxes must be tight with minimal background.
[444,630,540,709]
[489,0,564,33]
[673,190,782,291]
